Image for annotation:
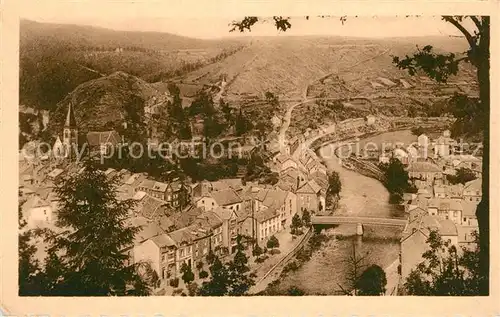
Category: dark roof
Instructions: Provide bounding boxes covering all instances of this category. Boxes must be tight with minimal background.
[135,194,168,220]
[211,189,242,206]
[65,102,77,127]
[170,206,204,230]
[86,130,122,147]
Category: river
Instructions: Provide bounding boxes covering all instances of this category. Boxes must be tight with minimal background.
[277,130,412,295]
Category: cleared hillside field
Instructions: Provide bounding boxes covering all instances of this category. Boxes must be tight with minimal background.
[183,36,472,100]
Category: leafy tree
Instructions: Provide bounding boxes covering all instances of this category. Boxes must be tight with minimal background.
[265,91,279,106]
[220,98,233,123]
[302,210,311,227]
[327,171,342,200]
[447,167,477,185]
[180,262,195,285]
[254,120,272,140]
[380,157,411,203]
[290,214,303,235]
[404,231,483,295]
[266,235,280,249]
[356,264,387,296]
[252,245,263,257]
[196,261,204,271]
[199,270,209,279]
[19,132,28,149]
[235,108,250,136]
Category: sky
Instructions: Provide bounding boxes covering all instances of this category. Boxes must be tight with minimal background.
[18,0,474,39]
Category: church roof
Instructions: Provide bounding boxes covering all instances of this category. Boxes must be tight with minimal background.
[86,130,122,147]
[65,102,77,127]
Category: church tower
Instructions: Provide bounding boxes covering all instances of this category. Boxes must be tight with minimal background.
[63,102,78,158]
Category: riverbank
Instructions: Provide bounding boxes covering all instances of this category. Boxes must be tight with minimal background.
[268,129,412,295]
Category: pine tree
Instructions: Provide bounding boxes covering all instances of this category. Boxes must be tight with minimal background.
[198,255,230,296]
[227,235,255,296]
[43,159,151,296]
[18,202,45,295]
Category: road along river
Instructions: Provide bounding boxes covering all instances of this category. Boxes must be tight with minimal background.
[276,130,412,295]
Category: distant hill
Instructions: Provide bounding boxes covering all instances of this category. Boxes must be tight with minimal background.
[183,36,472,100]
[48,71,157,139]
[20,20,245,111]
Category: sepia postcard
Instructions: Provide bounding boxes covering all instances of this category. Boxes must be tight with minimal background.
[1,0,499,316]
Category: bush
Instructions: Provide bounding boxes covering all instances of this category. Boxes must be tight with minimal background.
[255,255,269,263]
[187,282,199,296]
[199,270,209,279]
[262,247,268,254]
[267,235,280,249]
[282,261,300,274]
[169,278,179,288]
[196,261,204,271]
[172,288,183,295]
[296,247,312,262]
[268,248,281,255]
[309,233,329,250]
[252,245,263,257]
[287,286,305,296]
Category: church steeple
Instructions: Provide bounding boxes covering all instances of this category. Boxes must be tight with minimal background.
[65,101,77,128]
[62,102,78,159]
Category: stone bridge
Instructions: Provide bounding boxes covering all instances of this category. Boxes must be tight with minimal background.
[311,215,407,235]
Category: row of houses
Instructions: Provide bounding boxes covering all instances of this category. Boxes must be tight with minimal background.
[400,177,482,280]
[378,131,482,177]
[273,149,329,213]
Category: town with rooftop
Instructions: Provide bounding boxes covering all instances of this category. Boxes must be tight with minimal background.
[18,16,488,296]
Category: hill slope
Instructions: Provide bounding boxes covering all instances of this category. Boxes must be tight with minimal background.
[183,36,472,100]
[20,20,245,111]
[48,71,157,138]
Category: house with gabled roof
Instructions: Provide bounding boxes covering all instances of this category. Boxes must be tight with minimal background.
[86,130,122,156]
[196,188,243,214]
[212,206,239,253]
[427,198,463,225]
[400,214,458,280]
[22,195,54,227]
[296,179,326,213]
[462,178,482,203]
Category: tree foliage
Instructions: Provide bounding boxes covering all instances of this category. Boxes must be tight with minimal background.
[356,264,387,296]
[379,157,411,203]
[290,213,303,235]
[447,167,477,185]
[404,231,484,295]
[392,17,489,292]
[302,210,311,227]
[327,171,342,199]
[19,159,153,296]
[266,235,280,249]
[338,241,368,296]
[198,235,254,296]
[180,262,195,285]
